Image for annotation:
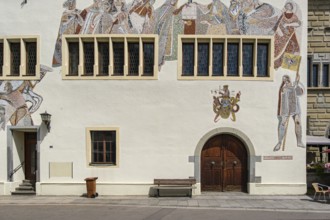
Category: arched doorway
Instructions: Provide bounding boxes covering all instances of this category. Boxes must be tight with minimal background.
[201,134,247,192]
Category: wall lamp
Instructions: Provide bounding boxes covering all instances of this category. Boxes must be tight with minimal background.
[40,111,51,132]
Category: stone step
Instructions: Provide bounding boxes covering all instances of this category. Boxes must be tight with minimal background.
[16,186,34,191]
[19,182,33,187]
[23,180,33,184]
[11,190,36,195]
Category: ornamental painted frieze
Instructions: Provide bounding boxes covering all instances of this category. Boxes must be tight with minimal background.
[53,0,302,70]
[211,85,241,123]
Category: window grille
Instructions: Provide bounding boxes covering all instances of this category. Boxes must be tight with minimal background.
[182,43,194,76]
[83,42,94,76]
[113,42,125,76]
[143,42,154,76]
[91,130,116,164]
[198,43,209,76]
[243,43,253,76]
[227,43,239,76]
[257,43,269,77]
[26,42,37,76]
[69,42,79,76]
[10,42,20,76]
[212,43,224,76]
[98,42,109,76]
[128,42,139,76]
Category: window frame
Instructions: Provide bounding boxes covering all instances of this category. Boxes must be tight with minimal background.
[0,36,40,80]
[62,34,158,80]
[177,35,274,81]
[86,127,119,167]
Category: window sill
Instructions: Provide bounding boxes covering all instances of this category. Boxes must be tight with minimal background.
[89,163,117,167]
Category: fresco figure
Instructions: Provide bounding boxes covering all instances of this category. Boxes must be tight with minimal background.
[154,0,179,66]
[237,0,279,35]
[92,1,114,34]
[53,0,84,66]
[0,105,5,130]
[128,0,155,34]
[0,82,32,126]
[79,0,103,34]
[274,74,304,151]
[0,65,52,130]
[109,0,131,34]
[272,1,301,69]
[200,0,231,35]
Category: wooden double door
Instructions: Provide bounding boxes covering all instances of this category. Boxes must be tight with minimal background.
[201,134,247,192]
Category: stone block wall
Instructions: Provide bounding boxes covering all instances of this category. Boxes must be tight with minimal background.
[308,0,330,54]
[307,89,330,136]
[307,0,330,136]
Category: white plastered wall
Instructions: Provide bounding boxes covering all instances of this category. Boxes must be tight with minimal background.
[0,0,307,195]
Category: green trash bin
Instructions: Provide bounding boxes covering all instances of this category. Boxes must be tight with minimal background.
[84,177,98,198]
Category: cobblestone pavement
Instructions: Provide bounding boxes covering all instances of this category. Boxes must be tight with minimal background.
[0,193,329,213]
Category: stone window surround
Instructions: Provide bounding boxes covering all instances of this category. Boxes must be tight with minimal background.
[62,34,159,80]
[86,127,120,168]
[0,36,40,80]
[177,35,274,81]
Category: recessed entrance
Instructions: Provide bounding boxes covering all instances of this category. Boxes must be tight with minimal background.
[24,132,37,183]
[201,134,247,192]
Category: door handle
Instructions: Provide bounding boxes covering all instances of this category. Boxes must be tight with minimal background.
[211,161,215,166]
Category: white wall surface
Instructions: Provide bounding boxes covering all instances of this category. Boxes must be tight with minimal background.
[0,0,307,195]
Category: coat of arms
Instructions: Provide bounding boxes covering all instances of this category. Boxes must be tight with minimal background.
[211,85,241,123]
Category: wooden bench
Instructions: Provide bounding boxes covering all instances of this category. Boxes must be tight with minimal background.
[153,179,196,197]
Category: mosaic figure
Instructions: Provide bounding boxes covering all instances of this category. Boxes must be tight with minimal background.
[200,0,232,35]
[212,85,241,123]
[0,82,32,126]
[53,0,84,66]
[272,1,301,69]
[79,0,105,34]
[128,0,156,34]
[0,105,5,130]
[154,0,179,66]
[0,65,52,130]
[274,74,304,151]
[92,1,114,34]
[110,0,131,34]
[237,0,279,35]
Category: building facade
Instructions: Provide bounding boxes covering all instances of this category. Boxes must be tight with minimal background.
[306,0,330,168]
[0,0,307,196]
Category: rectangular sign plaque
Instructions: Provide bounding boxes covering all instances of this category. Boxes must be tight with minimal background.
[263,156,293,160]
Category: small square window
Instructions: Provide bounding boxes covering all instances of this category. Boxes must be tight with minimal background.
[88,129,118,165]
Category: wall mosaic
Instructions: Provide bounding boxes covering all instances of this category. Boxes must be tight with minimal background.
[0,65,53,130]
[274,54,304,151]
[52,0,302,69]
